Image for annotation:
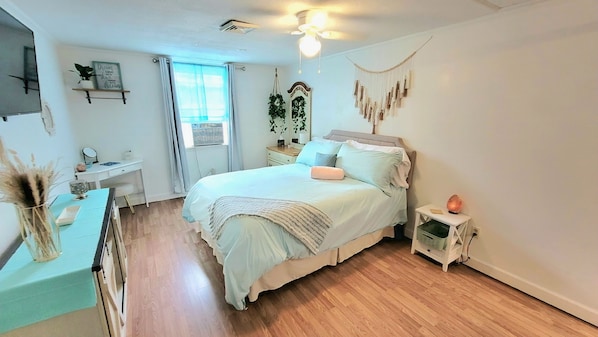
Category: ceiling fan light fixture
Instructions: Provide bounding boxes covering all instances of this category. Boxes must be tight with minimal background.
[297,9,328,32]
[299,34,321,57]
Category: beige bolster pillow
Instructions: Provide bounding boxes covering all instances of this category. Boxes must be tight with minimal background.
[311,166,345,180]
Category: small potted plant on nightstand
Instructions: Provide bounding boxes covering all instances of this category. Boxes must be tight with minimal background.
[70,63,95,89]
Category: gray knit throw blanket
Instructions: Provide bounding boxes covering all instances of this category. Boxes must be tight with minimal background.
[209,196,332,254]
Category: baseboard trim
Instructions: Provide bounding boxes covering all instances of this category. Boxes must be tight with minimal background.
[465,257,598,327]
[115,192,184,208]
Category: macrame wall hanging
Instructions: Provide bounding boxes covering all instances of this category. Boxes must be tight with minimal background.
[350,36,432,134]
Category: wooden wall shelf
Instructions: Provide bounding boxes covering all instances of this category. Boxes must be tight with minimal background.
[72,88,131,104]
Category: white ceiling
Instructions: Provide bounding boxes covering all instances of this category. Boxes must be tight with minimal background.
[9,0,544,65]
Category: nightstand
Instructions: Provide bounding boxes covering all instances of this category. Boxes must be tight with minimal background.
[267,146,301,166]
[411,204,471,272]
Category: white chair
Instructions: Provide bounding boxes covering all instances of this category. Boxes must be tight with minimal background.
[108,182,136,214]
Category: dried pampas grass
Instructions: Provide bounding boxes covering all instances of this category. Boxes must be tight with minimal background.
[0,138,58,207]
[0,137,61,261]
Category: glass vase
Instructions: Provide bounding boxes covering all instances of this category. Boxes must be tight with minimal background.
[16,203,62,262]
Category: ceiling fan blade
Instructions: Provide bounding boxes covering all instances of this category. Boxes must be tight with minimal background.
[318,30,364,41]
[290,30,304,35]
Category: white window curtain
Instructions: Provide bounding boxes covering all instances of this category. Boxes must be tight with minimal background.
[158,56,191,194]
[226,63,243,172]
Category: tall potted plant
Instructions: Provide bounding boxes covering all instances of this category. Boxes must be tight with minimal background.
[70,63,95,89]
[268,69,287,146]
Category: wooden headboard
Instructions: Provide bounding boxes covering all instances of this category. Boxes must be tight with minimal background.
[323,129,416,187]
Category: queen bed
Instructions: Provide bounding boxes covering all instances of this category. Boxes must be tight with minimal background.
[182,130,415,310]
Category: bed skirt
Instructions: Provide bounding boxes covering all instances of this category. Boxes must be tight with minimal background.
[199,224,396,304]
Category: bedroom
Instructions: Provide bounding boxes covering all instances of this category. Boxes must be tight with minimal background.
[0,0,596,335]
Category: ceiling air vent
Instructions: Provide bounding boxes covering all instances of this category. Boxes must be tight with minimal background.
[219,20,258,34]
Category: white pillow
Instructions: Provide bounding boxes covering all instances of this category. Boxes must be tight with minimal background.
[335,143,400,195]
[346,140,411,189]
[312,136,345,144]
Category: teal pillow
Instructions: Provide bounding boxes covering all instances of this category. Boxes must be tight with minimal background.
[314,153,337,167]
[296,141,342,166]
[335,143,401,195]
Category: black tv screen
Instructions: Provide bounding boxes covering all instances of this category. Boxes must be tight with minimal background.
[0,6,42,121]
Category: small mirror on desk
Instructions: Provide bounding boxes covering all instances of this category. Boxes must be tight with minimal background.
[82,147,98,165]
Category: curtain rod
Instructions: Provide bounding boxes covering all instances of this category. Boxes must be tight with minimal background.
[151,57,246,71]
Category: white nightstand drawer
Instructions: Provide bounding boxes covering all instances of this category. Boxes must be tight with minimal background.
[268,150,295,164]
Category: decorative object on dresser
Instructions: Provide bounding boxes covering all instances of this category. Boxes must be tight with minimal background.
[411,204,471,272]
[0,138,61,262]
[69,180,89,200]
[287,81,312,144]
[268,68,287,145]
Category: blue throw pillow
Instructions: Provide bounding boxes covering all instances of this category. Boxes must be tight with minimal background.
[314,153,337,167]
[296,141,342,166]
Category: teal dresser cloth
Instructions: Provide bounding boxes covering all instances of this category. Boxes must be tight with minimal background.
[0,188,110,333]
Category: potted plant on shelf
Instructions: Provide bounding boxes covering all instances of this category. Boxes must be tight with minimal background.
[70,63,95,89]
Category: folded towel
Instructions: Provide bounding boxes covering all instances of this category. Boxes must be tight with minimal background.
[311,166,345,180]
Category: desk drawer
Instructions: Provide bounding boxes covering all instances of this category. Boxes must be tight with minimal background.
[108,164,137,177]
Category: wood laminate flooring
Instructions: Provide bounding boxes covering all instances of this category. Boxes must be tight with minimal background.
[121,199,597,336]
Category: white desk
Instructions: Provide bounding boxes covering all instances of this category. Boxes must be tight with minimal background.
[75,159,149,207]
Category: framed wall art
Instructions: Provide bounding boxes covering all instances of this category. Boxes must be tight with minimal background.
[92,61,123,90]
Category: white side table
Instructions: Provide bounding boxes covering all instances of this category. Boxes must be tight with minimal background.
[266,146,300,166]
[411,204,471,272]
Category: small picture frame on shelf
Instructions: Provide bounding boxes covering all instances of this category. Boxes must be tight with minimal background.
[92,61,123,90]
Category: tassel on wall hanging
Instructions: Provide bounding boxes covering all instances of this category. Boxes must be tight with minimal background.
[349,36,432,134]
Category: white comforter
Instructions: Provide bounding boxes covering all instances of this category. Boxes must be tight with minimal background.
[182,163,407,309]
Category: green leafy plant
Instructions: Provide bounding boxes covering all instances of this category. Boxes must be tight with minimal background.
[70,63,95,81]
[291,96,306,134]
[268,93,287,135]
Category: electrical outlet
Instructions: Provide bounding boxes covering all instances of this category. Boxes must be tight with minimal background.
[472,226,480,236]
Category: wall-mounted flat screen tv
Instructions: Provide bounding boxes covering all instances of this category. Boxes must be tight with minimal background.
[0,6,42,121]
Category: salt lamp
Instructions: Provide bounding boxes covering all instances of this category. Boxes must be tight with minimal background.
[447,194,463,214]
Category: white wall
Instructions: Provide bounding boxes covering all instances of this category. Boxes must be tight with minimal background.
[0,0,79,255]
[58,46,174,203]
[288,0,598,326]
[235,64,291,169]
[58,46,288,199]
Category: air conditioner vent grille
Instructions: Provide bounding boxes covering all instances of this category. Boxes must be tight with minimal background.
[219,20,258,34]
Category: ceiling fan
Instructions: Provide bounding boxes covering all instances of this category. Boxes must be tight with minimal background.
[291,9,343,57]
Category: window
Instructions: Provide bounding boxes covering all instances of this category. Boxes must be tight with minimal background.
[172,63,229,147]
